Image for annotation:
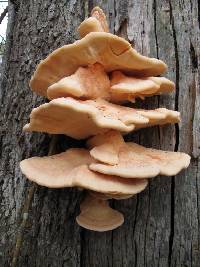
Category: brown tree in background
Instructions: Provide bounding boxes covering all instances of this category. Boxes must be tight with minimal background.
[0,1,199,266]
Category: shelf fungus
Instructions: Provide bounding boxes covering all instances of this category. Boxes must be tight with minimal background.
[23,97,180,139]
[20,148,148,194]
[110,71,175,103]
[47,65,175,103]
[76,194,124,232]
[87,131,191,178]
[47,63,110,100]
[30,29,167,96]
[78,7,109,38]
[20,7,191,231]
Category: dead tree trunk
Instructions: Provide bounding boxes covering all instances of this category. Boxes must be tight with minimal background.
[0,1,199,266]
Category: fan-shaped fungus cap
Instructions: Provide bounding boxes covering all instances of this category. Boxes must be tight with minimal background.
[127,142,191,176]
[30,32,167,96]
[20,148,148,194]
[47,66,175,103]
[23,97,180,139]
[23,97,137,139]
[47,63,110,100]
[88,131,191,178]
[78,7,109,38]
[76,194,124,231]
[87,130,124,165]
[90,146,161,178]
[135,108,180,129]
[110,71,175,103]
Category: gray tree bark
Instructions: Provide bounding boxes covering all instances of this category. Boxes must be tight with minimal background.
[0,0,199,266]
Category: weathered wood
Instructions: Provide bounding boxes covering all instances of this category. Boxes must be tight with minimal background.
[0,0,199,266]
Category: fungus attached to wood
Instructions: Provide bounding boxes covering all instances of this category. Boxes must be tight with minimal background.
[47,63,110,100]
[87,130,124,165]
[110,71,175,102]
[88,131,191,178]
[20,6,191,231]
[78,7,109,38]
[20,148,148,195]
[76,194,124,232]
[23,97,180,139]
[30,31,167,96]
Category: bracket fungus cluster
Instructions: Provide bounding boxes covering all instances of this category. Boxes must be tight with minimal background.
[20,7,191,232]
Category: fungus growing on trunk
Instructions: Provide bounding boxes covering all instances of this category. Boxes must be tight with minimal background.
[47,63,110,100]
[30,31,167,96]
[20,148,148,195]
[76,194,124,232]
[20,6,191,231]
[46,66,175,104]
[88,131,191,178]
[24,97,180,139]
[110,71,175,102]
[78,7,109,38]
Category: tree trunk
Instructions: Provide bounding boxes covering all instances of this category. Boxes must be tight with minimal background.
[0,0,199,266]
